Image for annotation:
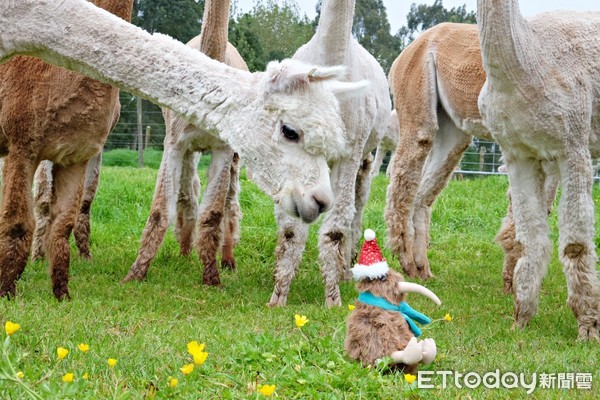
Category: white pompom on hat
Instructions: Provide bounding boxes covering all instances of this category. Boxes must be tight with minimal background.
[351,229,389,280]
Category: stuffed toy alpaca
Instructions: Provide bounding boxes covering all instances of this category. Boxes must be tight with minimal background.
[345,229,441,372]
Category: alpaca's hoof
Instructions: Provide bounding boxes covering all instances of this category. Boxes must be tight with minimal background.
[53,287,71,301]
[267,293,287,308]
[577,322,600,342]
[416,267,433,280]
[79,251,92,261]
[202,271,221,287]
[220,259,236,271]
[121,269,147,284]
[0,287,16,299]
[325,294,342,308]
[179,245,193,257]
[401,262,419,279]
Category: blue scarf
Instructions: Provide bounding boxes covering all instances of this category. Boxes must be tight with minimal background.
[357,291,431,337]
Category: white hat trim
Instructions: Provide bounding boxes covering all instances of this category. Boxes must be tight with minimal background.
[351,261,389,280]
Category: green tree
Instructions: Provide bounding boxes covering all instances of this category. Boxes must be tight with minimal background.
[397,0,476,48]
[133,0,204,43]
[230,0,314,72]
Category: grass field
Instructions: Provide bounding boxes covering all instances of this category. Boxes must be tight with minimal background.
[1,151,599,399]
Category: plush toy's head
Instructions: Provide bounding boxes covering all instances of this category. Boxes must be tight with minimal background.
[351,229,441,305]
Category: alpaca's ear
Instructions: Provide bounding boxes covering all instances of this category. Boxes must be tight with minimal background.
[264,60,353,93]
[326,79,371,101]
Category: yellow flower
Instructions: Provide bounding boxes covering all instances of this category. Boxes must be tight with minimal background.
[83,373,89,380]
[404,373,416,385]
[62,373,74,383]
[56,347,69,360]
[5,321,20,335]
[187,341,205,355]
[107,358,118,368]
[444,313,453,322]
[294,314,309,328]
[78,343,90,353]
[257,384,276,396]
[348,304,356,311]
[192,350,208,366]
[180,363,194,375]
[16,371,24,379]
[168,376,178,388]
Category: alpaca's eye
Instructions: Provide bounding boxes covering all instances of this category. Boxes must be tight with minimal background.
[281,124,300,142]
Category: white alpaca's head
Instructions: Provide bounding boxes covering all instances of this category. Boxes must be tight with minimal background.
[236,60,369,223]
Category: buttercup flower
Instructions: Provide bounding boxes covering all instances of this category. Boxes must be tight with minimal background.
[348,304,356,311]
[62,373,74,383]
[257,384,276,396]
[168,376,178,388]
[83,373,89,380]
[404,373,416,384]
[16,371,24,379]
[5,321,21,335]
[444,313,453,322]
[192,350,208,366]
[187,341,205,355]
[56,347,69,360]
[78,343,90,353]
[180,363,194,375]
[107,358,118,368]
[294,314,309,328]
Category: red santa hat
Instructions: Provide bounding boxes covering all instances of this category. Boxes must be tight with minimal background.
[351,229,389,280]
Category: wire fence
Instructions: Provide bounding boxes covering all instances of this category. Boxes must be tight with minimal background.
[108,108,600,180]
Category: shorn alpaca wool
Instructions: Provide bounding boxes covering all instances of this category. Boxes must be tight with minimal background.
[345,230,440,372]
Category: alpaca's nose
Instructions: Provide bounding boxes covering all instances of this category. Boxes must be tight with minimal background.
[313,193,331,214]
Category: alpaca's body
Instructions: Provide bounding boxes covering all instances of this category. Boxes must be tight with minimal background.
[371,110,399,179]
[122,0,246,286]
[0,0,364,297]
[268,0,391,307]
[477,0,600,339]
[0,0,131,299]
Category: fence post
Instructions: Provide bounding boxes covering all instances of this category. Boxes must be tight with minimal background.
[136,97,144,167]
[145,125,151,150]
[479,146,486,172]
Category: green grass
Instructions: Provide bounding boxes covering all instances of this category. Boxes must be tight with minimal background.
[1,162,599,399]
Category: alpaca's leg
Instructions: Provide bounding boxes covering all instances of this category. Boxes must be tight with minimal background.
[196,148,233,286]
[370,144,387,179]
[174,151,201,256]
[31,160,53,262]
[385,118,436,278]
[268,208,309,307]
[556,155,600,341]
[351,155,374,266]
[319,159,363,307]
[221,153,241,270]
[73,151,102,260]
[44,161,87,300]
[123,146,184,282]
[0,155,35,298]
[411,115,471,279]
[505,157,551,329]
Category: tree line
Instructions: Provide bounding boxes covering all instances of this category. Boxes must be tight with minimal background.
[110,0,475,150]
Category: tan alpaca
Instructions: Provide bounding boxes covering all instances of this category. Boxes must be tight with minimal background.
[122,0,247,286]
[0,0,132,299]
[385,23,558,284]
[477,0,600,339]
[0,0,367,298]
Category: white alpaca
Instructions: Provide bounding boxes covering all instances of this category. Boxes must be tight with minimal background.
[371,110,399,179]
[477,0,600,339]
[122,0,248,286]
[268,0,391,307]
[0,0,368,294]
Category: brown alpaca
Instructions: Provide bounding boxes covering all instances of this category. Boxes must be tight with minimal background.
[385,22,558,284]
[0,0,133,299]
[122,0,247,286]
[345,230,440,371]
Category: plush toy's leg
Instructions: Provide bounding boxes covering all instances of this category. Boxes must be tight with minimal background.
[390,337,423,365]
[420,338,437,364]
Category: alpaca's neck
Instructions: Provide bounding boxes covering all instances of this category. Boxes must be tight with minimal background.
[199,0,230,60]
[94,0,133,22]
[477,0,539,83]
[315,0,355,64]
[0,0,253,139]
